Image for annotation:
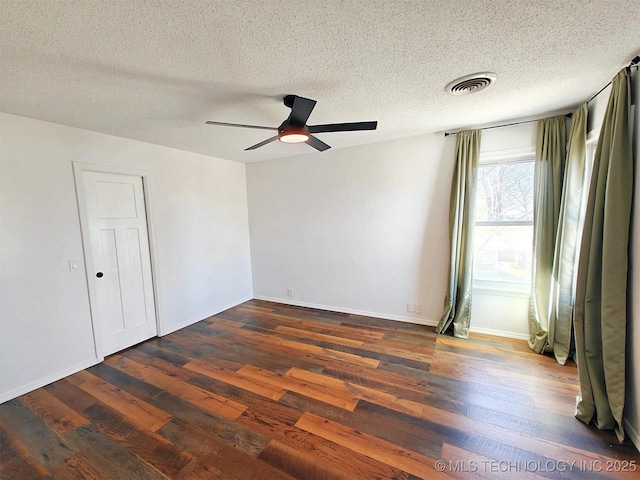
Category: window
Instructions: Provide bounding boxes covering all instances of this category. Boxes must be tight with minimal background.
[473,154,535,293]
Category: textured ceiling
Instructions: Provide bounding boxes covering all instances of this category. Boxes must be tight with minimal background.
[1,1,639,163]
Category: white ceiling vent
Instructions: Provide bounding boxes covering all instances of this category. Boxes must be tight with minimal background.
[445,72,497,95]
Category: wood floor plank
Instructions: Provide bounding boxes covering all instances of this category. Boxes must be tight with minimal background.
[257,439,348,480]
[423,372,537,409]
[289,341,381,367]
[48,454,114,480]
[285,367,456,421]
[285,367,431,417]
[106,356,247,420]
[236,409,408,479]
[274,325,365,347]
[213,323,380,368]
[464,403,640,461]
[86,362,162,401]
[3,299,638,479]
[484,366,580,395]
[375,329,438,348]
[323,362,428,392]
[150,391,272,457]
[0,400,75,471]
[226,310,386,342]
[306,338,430,370]
[81,402,194,478]
[439,443,546,480]
[44,379,101,417]
[136,340,193,367]
[172,326,324,374]
[63,424,168,480]
[295,412,451,479]
[184,359,287,401]
[72,370,173,432]
[171,459,222,480]
[341,316,432,334]
[0,424,52,479]
[418,403,640,478]
[376,360,433,383]
[321,364,466,414]
[355,340,434,364]
[17,388,89,436]
[279,392,444,460]
[336,400,579,479]
[238,365,359,410]
[158,418,293,480]
[187,374,304,428]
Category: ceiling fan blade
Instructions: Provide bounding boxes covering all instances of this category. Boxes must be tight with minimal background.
[288,95,317,126]
[306,135,331,152]
[245,135,279,150]
[206,121,277,131]
[309,121,378,133]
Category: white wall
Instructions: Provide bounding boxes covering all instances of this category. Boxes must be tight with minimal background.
[626,67,640,449]
[0,113,253,402]
[247,133,455,324]
[247,125,536,337]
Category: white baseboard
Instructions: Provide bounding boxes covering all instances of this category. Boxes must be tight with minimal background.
[469,326,530,341]
[159,295,254,336]
[253,295,438,327]
[624,417,640,452]
[0,357,99,404]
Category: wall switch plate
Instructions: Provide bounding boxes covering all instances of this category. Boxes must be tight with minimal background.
[69,259,79,271]
[407,302,415,313]
[415,304,422,314]
[287,288,293,297]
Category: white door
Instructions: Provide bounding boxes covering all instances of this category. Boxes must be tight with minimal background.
[80,171,157,356]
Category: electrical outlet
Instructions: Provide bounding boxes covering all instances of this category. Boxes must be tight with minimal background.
[415,304,422,314]
[407,302,415,313]
[287,288,293,297]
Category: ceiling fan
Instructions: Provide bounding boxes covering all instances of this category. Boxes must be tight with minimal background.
[205,95,377,152]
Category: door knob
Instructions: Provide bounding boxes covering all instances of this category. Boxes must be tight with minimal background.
[96,272,104,278]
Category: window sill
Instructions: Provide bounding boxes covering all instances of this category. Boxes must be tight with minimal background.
[473,285,530,298]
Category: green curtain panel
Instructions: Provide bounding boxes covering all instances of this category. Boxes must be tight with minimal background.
[548,104,588,365]
[436,130,481,339]
[574,68,632,444]
[528,116,567,353]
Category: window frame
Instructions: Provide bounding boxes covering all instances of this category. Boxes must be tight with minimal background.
[472,150,535,297]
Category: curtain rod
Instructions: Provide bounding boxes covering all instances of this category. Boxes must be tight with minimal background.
[585,55,639,104]
[443,117,563,137]
[444,56,640,138]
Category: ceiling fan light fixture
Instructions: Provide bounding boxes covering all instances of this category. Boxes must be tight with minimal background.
[278,124,310,143]
[279,131,309,143]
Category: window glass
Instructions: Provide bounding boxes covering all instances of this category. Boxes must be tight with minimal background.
[474,224,532,284]
[473,158,534,291]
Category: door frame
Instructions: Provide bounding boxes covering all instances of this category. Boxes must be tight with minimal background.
[72,162,161,362]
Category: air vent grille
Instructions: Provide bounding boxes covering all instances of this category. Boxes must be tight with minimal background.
[446,72,497,95]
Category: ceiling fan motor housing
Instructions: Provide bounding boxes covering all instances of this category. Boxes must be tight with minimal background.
[279,122,309,135]
[283,95,297,109]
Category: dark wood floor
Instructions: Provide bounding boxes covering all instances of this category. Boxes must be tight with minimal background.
[1,300,639,479]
